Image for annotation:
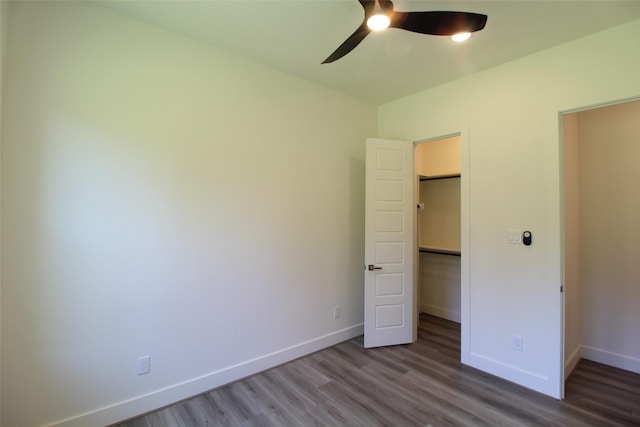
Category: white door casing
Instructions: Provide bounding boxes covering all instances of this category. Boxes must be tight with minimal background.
[364,138,416,348]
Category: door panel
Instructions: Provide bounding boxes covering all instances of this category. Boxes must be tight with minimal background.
[364,138,415,348]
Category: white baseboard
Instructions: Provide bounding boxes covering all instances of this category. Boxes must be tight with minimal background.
[464,351,558,398]
[581,345,640,375]
[419,304,461,323]
[564,345,582,379]
[50,323,364,427]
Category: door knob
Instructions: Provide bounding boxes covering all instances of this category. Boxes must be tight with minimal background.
[367,265,382,271]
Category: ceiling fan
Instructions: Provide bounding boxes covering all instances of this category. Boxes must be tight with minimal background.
[322,0,488,63]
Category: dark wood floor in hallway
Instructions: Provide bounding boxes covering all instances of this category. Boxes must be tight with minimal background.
[114,314,640,426]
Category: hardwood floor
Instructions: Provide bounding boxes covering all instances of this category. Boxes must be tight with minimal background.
[113,314,640,426]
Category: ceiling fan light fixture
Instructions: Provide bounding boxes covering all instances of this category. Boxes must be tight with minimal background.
[367,13,390,31]
[452,32,471,42]
[322,0,488,64]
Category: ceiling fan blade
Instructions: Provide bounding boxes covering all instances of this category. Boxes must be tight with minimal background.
[321,1,488,63]
[322,22,371,64]
[390,11,487,36]
[357,0,376,13]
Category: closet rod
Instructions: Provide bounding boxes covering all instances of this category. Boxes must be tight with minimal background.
[419,247,461,256]
[419,174,460,181]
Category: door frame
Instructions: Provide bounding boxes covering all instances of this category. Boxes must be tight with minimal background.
[414,126,470,363]
[559,96,640,398]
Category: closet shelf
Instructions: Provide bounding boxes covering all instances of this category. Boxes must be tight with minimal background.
[419,174,461,181]
[419,246,461,256]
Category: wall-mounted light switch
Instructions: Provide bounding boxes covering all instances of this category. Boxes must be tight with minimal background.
[333,305,341,319]
[506,229,522,244]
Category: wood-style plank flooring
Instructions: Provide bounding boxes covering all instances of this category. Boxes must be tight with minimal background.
[113,314,640,426]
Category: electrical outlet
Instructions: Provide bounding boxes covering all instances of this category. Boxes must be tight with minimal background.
[333,305,341,319]
[512,335,523,352]
[136,355,150,375]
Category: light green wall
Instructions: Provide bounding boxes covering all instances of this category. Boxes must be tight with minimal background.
[1,2,376,426]
[3,1,640,424]
[0,1,7,423]
[379,18,640,397]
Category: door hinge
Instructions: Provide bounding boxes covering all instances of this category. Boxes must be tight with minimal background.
[560,286,564,293]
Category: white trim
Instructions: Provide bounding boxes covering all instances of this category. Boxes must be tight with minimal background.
[48,324,364,427]
[565,345,640,380]
[466,352,555,397]
[418,304,461,323]
[581,345,640,375]
[459,126,471,370]
[559,96,640,395]
[413,125,469,362]
[559,95,640,116]
[564,345,582,380]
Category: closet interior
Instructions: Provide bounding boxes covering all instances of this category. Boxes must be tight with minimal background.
[563,100,640,378]
[416,136,461,323]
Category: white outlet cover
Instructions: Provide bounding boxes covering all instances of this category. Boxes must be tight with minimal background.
[512,335,523,352]
[136,355,151,375]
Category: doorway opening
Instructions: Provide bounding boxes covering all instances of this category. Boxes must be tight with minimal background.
[415,135,462,357]
[562,98,640,384]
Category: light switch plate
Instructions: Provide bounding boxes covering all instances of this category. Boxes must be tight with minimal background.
[506,229,522,244]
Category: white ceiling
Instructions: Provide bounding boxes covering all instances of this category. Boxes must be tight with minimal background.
[96,0,640,105]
